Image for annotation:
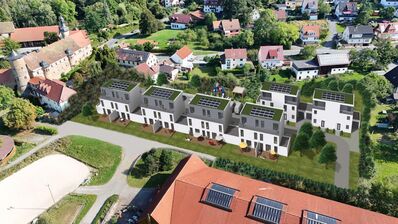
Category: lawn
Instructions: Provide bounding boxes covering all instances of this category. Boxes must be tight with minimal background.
[127,149,186,188]
[73,114,335,184]
[58,136,122,185]
[336,23,346,33]
[373,158,398,191]
[38,194,97,224]
[8,142,36,163]
[190,66,217,78]
[349,152,360,189]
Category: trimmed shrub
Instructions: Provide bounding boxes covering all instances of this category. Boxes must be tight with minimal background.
[34,126,58,135]
[91,194,119,224]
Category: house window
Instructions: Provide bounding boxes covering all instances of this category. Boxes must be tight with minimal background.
[170,115,173,122]
[260,134,263,141]
[207,110,210,117]
[337,123,341,130]
[219,125,222,132]
[111,102,114,109]
[292,106,295,111]
[206,122,209,129]
[190,107,195,113]
[202,109,206,116]
[188,119,192,126]
[346,125,349,129]
[142,109,146,116]
[241,117,247,124]
[270,102,274,107]
[158,112,161,119]
[274,137,277,144]
[254,133,258,140]
[273,123,278,130]
[125,105,129,112]
[314,110,317,114]
[255,120,259,127]
[169,103,174,109]
[100,100,104,107]
[218,112,223,119]
[347,116,350,120]
[240,130,244,137]
[144,98,148,105]
[154,111,157,118]
[313,119,317,123]
[155,100,158,106]
[261,121,264,128]
[321,120,325,127]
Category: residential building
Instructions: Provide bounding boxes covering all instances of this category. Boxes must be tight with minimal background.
[0,136,16,166]
[285,0,303,9]
[274,3,288,11]
[380,0,398,7]
[239,103,291,156]
[163,0,180,7]
[0,22,15,39]
[274,9,287,21]
[203,0,223,13]
[187,94,233,140]
[135,63,159,80]
[170,45,194,71]
[139,154,398,224]
[116,48,158,68]
[29,79,76,112]
[170,14,192,30]
[375,22,398,41]
[142,86,186,132]
[317,53,349,75]
[335,1,358,21]
[301,0,318,20]
[258,81,300,124]
[292,59,319,80]
[10,29,92,93]
[300,25,321,45]
[312,89,357,133]
[159,63,179,81]
[221,48,247,70]
[189,10,205,23]
[96,79,143,122]
[342,25,374,45]
[384,65,398,87]
[213,19,241,37]
[258,46,284,69]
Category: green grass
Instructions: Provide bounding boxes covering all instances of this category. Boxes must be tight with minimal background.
[336,23,346,33]
[127,149,186,188]
[59,136,122,185]
[8,142,36,163]
[73,114,335,184]
[349,152,360,189]
[373,158,398,191]
[39,194,97,224]
[190,66,217,77]
[92,194,119,224]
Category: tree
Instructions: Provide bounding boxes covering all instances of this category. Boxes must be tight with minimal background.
[359,73,392,101]
[141,152,159,176]
[159,150,173,171]
[327,80,339,91]
[157,73,168,86]
[309,130,326,149]
[237,30,254,48]
[356,9,371,25]
[349,49,378,73]
[44,32,60,45]
[293,133,310,154]
[35,106,45,117]
[380,7,396,20]
[0,86,15,110]
[299,122,313,137]
[50,0,77,23]
[319,143,337,167]
[342,83,353,93]
[3,98,37,130]
[243,63,253,76]
[143,42,154,52]
[318,0,331,19]
[204,13,217,28]
[82,102,94,116]
[299,45,316,59]
[139,9,159,35]
[223,0,255,26]
[375,39,398,69]
[84,2,112,33]
[190,74,201,88]
[7,0,57,27]
[1,38,20,56]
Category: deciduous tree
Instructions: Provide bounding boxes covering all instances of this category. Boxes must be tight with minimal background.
[0,85,15,110]
[3,98,37,130]
[157,73,168,86]
[309,130,326,149]
[139,9,159,35]
[159,150,173,171]
[319,143,337,167]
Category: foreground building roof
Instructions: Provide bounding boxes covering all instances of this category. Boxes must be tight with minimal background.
[140,155,398,224]
[10,25,59,43]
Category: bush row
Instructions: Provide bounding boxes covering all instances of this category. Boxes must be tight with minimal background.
[34,125,58,135]
[91,194,119,224]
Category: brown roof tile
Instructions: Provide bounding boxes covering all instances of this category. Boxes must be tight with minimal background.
[36,79,76,103]
[224,48,247,59]
[175,45,193,60]
[0,22,15,34]
[10,25,59,43]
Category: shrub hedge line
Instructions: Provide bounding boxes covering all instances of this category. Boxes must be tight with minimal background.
[91,194,119,224]
[34,125,58,135]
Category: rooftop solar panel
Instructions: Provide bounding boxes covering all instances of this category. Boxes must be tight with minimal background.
[306,211,338,224]
[205,184,236,209]
[198,97,221,109]
[321,92,345,103]
[151,88,173,99]
[252,196,284,224]
[250,106,275,119]
[270,83,292,94]
[110,80,130,91]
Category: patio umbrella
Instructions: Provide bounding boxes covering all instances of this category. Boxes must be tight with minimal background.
[239,142,247,149]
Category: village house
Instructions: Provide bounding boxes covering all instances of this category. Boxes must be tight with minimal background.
[274,9,287,21]
[374,22,398,41]
[221,48,247,70]
[170,13,192,30]
[203,0,224,13]
[380,0,398,7]
[301,0,318,20]
[213,19,241,37]
[258,46,284,69]
[0,22,15,39]
[136,63,160,80]
[116,48,158,68]
[300,25,321,45]
[342,25,374,45]
[170,45,194,71]
[317,53,350,75]
[163,0,181,7]
[285,0,303,9]
[292,59,319,80]
[335,1,358,21]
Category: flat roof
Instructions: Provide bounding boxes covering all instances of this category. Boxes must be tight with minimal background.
[143,85,182,101]
[190,94,230,110]
[103,79,137,91]
[262,81,299,95]
[241,103,283,121]
[313,89,354,105]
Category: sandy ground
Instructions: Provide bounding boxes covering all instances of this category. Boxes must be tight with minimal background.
[0,154,90,224]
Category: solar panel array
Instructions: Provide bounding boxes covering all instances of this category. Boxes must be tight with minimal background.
[205,184,236,209]
[321,92,345,103]
[110,80,130,91]
[252,196,284,224]
[270,83,292,94]
[250,106,275,119]
[151,88,173,99]
[306,211,338,224]
[198,97,221,109]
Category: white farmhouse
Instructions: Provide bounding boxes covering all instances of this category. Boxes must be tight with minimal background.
[221,48,247,70]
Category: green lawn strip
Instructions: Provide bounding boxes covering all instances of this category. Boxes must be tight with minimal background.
[58,135,122,186]
[8,142,36,163]
[73,114,335,184]
[353,90,363,112]
[91,194,119,224]
[39,194,97,224]
[336,23,346,33]
[127,149,186,188]
[349,152,360,189]
[373,158,398,191]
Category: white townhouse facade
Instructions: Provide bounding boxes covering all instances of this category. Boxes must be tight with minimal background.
[380,0,398,7]
[203,0,224,13]
[96,79,143,122]
[187,94,233,140]
[292,60,319,80]
[311,89,355,133]
[221,48,247,70]
[239,103,290,156]
[116,48,158,68]
[141,86,186,132]
[342,25,374,45]
[258,82,300,123]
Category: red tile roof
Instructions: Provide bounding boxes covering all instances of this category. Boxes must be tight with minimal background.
[301,25,320,38]
[259,46,284,61]
[170,14,192,25]
[274,9,287,21]
[219,19,241,32]
[36,79,76,103]
[175,45,193,60]
[143,155,398,224]
[376,22,398,35]
[224,48,247,59]
[190,10,205,20]
[136,63,159,78]
[0,69,15,87]
[28,76,45,85]
[10,25,59,43]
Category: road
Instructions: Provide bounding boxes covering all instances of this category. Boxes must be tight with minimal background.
[103,30,140,48]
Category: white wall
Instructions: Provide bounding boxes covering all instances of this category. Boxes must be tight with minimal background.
[187,117,225,139]
[312,100,354,133]
[171,23,187,30]
[141,107,177,130]
[221,58,247,70]
[292,67,319,80]
[259,91,298,123]
[380,0,398,7]
[203,5,223,13]
[259,60,283,69]
[330,67,348,74]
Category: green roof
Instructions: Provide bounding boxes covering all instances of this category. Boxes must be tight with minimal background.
[103,79,136,91]
[190,94,230,110]
[262,81,299,95]
[241,103,283,121]
[313,89,354,105]
[143,86,182,101]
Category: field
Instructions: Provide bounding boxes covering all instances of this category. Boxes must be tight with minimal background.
[74,114,336,184]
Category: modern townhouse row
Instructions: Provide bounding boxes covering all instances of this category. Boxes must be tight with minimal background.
[96,80,360,157]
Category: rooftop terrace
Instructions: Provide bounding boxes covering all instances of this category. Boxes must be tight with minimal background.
[313,89,354,105]
[103,79,137,91]
[262,81,299,95]
[241,103,283,121]
[190,94,230,110]
[143,86,182,101]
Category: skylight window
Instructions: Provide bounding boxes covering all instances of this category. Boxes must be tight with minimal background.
[203,183,236,210]
[248,196,284,224]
